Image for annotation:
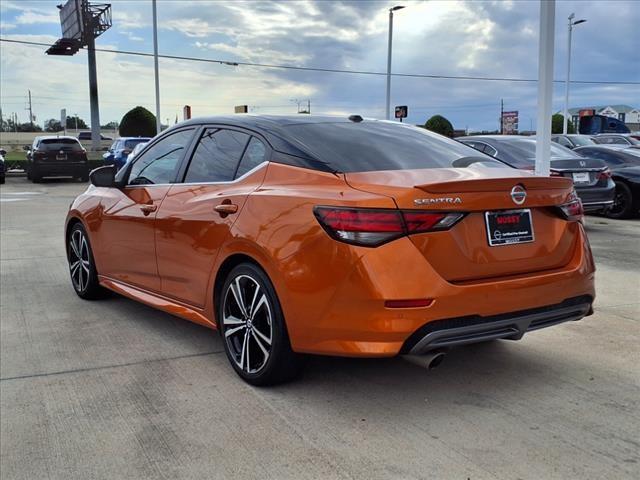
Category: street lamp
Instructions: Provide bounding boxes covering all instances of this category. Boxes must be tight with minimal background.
[385,5,405,120]
[563,13,587,134]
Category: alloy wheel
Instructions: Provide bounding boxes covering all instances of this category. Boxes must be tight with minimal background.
[69,229,91,293]
[222,274,273,374]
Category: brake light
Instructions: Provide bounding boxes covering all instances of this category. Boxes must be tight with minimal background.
[314,207,465,247]
[598,168,611,180]
[556,191,584,222]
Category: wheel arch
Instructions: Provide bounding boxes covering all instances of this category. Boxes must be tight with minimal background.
[213,253,266,324]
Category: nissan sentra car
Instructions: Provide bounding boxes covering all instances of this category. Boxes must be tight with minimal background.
[65,115,595,385]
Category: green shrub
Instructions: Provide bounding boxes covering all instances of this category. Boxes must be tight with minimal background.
[424,115,454,137]
[119,106,157,137]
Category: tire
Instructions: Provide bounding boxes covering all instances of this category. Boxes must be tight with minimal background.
[31,173,41,183]
[26,167,32,180]
[606,181,634,219]
[218,263,303,386]
[67,222,104,299]
[0,176,4,184]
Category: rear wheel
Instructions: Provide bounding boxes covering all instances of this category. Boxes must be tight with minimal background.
[218,263,303,386]
[606,181,634,219]
[67,223,103,299]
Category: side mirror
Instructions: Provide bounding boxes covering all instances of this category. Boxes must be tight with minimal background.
[23,145,30,151]
[0,149,6,156]
[89,165,117,188]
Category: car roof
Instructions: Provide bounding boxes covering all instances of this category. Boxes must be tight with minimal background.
[37,135,80,141]
[458,135,527,141]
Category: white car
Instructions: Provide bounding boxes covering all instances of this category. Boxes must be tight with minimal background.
[125,141,149,165]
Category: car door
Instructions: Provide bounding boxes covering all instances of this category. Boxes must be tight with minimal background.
[155,127,270,307]
[94,128,196,292]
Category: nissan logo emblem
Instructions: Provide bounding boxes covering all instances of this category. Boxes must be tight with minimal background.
[510,185,527,205]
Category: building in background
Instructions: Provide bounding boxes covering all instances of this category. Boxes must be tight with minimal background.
[569,105,640,132]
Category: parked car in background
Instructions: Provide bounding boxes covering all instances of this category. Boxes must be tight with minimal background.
[77,131,113,141]
[26,136,89,183]
[0,148,6,184]
[551,134,596,149]
[593,134,640,148]
[573,145,640,219]
[125,141,149,165]
[103,137,152,169]
[458,135,615,214]
[65,115,595,385]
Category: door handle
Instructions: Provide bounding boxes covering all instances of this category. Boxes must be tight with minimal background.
[140,204,157,215]
[214,203,238,215]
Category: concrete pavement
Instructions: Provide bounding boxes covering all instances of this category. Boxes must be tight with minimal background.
[1,177,638,479]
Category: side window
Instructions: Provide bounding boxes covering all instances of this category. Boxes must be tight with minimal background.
[184,129,250,183]
[236,137,267,178]
[128,129,194,185]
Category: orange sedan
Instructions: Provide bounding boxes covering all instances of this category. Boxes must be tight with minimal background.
[65,116,595,385]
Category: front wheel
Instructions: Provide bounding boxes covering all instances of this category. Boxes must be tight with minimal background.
[218,263,303,386]
[606,181,634,219]
[67,223,104,299]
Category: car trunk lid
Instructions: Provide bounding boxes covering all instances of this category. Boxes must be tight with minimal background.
[345,167,579,282]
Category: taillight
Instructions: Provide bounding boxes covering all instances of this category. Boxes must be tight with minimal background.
[313,206,465,247]
[598,168,611,180]
[556,191,584,222]
[33,150,45,162]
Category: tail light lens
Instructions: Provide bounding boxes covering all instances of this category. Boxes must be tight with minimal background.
[598,168,611,180]
[556,191,584,222]
[314,207,465,247]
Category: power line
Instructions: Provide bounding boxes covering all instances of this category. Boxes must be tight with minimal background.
[1,38,639,86]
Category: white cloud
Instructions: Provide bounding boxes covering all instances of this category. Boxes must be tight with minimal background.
[15,11,59,25]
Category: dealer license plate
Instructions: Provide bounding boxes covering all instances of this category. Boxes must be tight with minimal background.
[572,172,590,183]
[485,209,535,247]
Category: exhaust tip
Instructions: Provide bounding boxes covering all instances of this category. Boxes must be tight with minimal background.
[427,351,446,370]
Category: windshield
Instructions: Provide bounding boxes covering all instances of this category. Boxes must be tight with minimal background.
[283,122,509,172]
[571,136,596,146]
[39,138,83,151]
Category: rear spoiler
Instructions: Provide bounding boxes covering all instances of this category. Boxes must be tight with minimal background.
[415,176,572,194]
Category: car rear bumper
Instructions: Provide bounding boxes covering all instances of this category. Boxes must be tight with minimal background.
[401,295,592,354]
[288,224,596,357]
[32,163,88,178]
[575,182,615,212]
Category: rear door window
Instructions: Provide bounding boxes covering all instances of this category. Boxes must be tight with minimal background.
[184,129,250,183]
[235,137,267,178]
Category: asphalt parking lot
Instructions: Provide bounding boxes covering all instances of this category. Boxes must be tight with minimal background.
[1,176,638,480]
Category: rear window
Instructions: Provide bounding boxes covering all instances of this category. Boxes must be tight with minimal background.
[500,139,580,161]
[570,136,596,146]
[39,138,83,151]
[282,122,506,172]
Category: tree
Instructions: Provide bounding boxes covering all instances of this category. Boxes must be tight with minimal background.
[551,113,575,134]
[44,118,64,132]
[66,115,88,130]
[424,115,454,137]
[101,121,119,130]
[119,106,157,137]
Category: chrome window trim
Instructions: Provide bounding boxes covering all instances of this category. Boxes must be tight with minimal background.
[123,160,269,188]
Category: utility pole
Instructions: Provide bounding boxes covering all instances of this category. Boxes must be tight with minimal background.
[500,98,504,134]
[152,0,161,134]
[28,90,34,130]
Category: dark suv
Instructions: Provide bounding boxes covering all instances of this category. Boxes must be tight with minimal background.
[26,136,89,183]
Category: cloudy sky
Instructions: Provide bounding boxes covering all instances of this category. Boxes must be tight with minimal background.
[1,0,638,131]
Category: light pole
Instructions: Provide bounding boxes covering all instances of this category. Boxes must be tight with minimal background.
[563,13,586,134]
[152,0,161,135]
[385,5,405,120]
